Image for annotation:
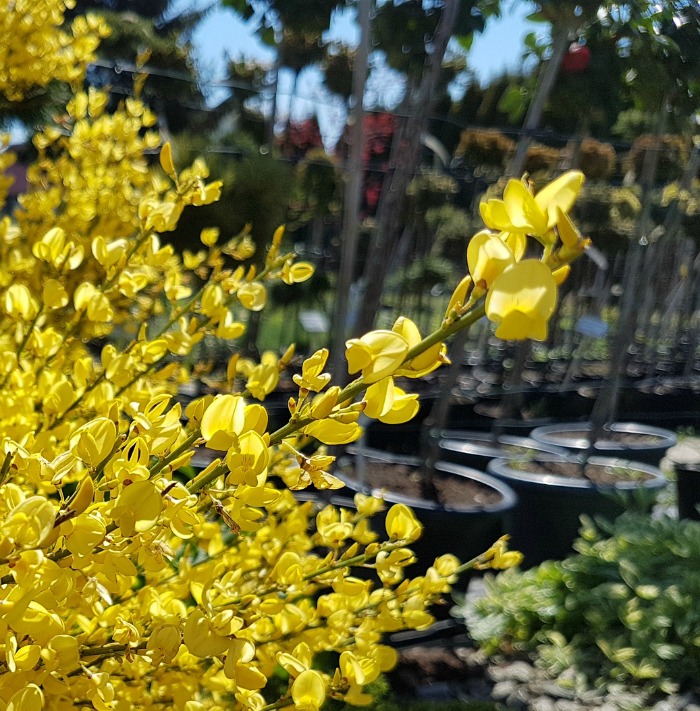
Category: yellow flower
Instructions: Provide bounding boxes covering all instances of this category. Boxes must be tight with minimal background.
[555,207,590,262]
[224,639,266,689]
[146,624,182,664]
[485,260,558,341]
[476,535,524,570]
[225,430,270,486]
[292,348,331,393]
[303,419,362,445]
[278,642,312,677]
[2,496,56,549]
[6,684,44,711]
[201,394,247,450]
[375,548,415,584]
[69,417,118,467]
[245,352,280,401]
[345,330,408,384]
[292,669,326,711]
[282,260,315,285]
[4,284,38,321]
[364,377,419,424]
[385,504,422,544]
[238,282,266,311]
[111,480,162,536]
[467,230,516,288]
[183,609,230,658]
[160,141,176,177]
[354,493,384,517]
[502,171,584,238]
[309,386,341,419]
[391,317,446,378]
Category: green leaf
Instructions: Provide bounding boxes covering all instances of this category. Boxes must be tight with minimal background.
[455,34,475,51]
[635,584,659,600]
[524,31,540,51]
[498,84,528,122]
[652,644,683,661]
[260,26,276,46]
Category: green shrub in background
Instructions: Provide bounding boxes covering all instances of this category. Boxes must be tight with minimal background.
[523,143,561,176]
[459,513,700,695]
[623,134,691,183]
[577,139,617,181]
[455,129,515,168]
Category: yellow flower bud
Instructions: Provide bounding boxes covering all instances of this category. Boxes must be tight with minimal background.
[160,141,176,177]
[310,386,341,419]
[385,504,422,544]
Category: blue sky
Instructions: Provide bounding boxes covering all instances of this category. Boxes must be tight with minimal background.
[191,1,541,84]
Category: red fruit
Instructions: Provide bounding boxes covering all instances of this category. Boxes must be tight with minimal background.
[561,43,591,74]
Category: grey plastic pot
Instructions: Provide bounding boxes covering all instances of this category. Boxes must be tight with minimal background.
[530,421,677,467]
[486,455,668,568]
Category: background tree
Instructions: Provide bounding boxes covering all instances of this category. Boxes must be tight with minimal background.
[353,0,499,336]
[69,0,206,133]
[222,0,341,143]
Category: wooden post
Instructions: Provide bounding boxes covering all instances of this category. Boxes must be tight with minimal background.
[329,0,371,381]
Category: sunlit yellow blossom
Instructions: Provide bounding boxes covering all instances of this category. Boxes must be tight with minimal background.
[476,535,524,570]
[385,504,422,544]
[467,230,516,288]
[364,377,419,424]
[292,669,326,711]
[293,348,332,392]
[485,260,558,341]
[345,330,408,384]
[302,418,362,445]
[502,171,584,238]
[0,8,558,705]
[391,317,446,378]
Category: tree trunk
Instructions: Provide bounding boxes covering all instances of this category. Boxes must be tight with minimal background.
[328,0,371,381]
[353,0,460,336]
[283,71,299,138]
[587,94,670,450]
[265,59,280,148]
[506,22,571,178]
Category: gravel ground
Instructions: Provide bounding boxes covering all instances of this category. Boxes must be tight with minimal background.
[392,643,700,711]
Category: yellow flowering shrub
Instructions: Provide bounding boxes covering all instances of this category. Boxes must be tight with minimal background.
[0,1,109,102]
[0,5,592,710]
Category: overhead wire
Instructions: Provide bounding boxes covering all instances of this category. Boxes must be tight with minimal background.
[87,56,656,154]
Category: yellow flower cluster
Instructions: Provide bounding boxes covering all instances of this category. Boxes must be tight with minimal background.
[447,171,590,342]
[0,1,109,102]
[0,6,585,709]
[0,107,476,706]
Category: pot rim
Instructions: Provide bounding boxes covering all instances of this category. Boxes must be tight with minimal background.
[439,431,569,460]
[336,446,518,514]
[530,421,677,452]
[487,454,668,491]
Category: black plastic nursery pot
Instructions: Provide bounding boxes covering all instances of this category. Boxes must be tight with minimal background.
[332,447,518,583]
[486,455,668,568]
[362,395,438,456]
[666,439,700,521]
[675,465,700,521]
[530,421,677,467]
[439,431,568,471]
